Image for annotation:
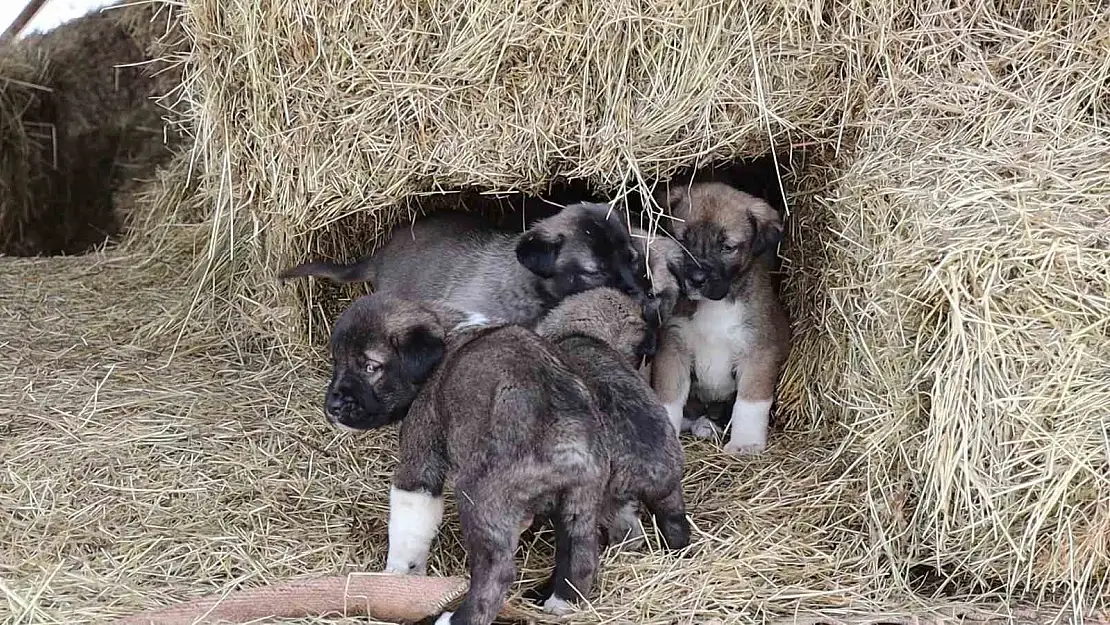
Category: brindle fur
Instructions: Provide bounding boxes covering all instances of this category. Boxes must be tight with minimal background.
[533,288,690,570]
[324,293,616,625]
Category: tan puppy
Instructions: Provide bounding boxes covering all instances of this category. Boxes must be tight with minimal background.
[650,182,791,454]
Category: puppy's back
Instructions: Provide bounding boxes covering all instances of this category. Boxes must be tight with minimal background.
[434,326,601,467]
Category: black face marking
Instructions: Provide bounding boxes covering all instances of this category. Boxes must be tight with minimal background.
[680,221,751,301]
[568,207,650,302]
[323,298,441,431]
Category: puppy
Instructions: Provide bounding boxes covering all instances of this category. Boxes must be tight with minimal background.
[278,202,650,329]
[650,182,791,454]
[323,292,607,625]
[631,228,685,329]
[534,288,690,558]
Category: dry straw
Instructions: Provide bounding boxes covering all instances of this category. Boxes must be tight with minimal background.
[1,0,1108,623]
[0,1,179,256]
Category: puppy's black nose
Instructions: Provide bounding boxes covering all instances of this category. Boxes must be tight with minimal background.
[688,269,708,288]
[325,389,347,416]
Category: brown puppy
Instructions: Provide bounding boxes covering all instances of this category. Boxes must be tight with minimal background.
[650,182,791,454]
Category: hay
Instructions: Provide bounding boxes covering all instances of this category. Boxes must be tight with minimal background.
[171,0,847,345]
[776,0,1110,609]
[0,1,180,256]
[2,0,1108,622]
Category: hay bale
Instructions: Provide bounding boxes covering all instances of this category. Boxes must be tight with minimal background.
[175,0,846,342]
[778,0,1110,606]
[0,2,181,256]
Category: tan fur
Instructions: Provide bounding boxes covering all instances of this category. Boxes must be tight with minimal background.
[650,182,791,455]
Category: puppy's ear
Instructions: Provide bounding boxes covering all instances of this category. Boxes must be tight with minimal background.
[749,204,784,258]
[393,326,445,384]
[654,185,691,219]
[515,232,566,278]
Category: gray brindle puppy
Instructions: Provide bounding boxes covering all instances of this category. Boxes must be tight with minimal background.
[532,288,690,574]
[278,203,654,330]
[319,291,688,625]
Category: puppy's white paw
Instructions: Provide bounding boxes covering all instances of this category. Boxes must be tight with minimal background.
[542,594,575,616]
[688,416,722,440]
[383,559,426,576]
[607,506,646,551]
[723,440,766,455]
[434,611,454,624]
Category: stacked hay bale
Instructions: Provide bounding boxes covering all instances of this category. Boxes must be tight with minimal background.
[0,2,181,256]
[780,0,1110,605]
[168,0,1107,618]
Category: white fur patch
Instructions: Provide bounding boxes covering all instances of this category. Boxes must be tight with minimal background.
[543,594,575,616]
[684,299,748,401]
[724,399,772,455]
[434,611,454,624]
[384,486,444,575]
[662,401,685,440]
[452,311,490,331]
[687,415,722,440]
[330,420,364,434]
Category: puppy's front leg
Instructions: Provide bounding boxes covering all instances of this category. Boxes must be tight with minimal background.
[384,483,444,575]
[724,354,777,455]
[652,332,692,440]
[386,402,448,575]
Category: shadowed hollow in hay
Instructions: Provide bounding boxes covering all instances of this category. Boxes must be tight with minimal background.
[0,2,179,256]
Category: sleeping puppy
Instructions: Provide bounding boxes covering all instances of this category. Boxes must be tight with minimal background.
[320,292,623,625]
[650,182,791,454]
[533,288,690,559]
[278,202,651,331]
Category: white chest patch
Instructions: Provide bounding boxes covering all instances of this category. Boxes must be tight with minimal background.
[675,298,751,401]
[452,311,490,332]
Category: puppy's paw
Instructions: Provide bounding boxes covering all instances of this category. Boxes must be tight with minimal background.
[434,611,454,624]
[605,501,645,551]
[542,594,576,616]
[688,416,722,440]
[723,440,766,455]
[383,559,426,576]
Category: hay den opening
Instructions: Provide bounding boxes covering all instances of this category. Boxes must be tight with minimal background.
[2,0,1108,624]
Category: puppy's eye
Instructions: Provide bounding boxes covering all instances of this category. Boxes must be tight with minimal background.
[722,242,740,253]
[365,361,382,374]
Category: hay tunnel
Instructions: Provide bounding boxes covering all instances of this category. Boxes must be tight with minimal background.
[2,0,1108,623]
[0,1,181,257]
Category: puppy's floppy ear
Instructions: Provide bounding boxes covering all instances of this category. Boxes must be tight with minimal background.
[515,232,566,278]
[654,185,691,219]
[392,325,445,384]
[749,203,784,258]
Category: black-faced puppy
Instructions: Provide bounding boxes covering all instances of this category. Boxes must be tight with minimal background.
[534,288,690,562]
[278,202,651,330]
[327,293,611,625]
[651,182,791,455]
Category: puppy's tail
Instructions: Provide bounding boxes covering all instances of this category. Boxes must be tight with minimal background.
[277,255,377,286]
